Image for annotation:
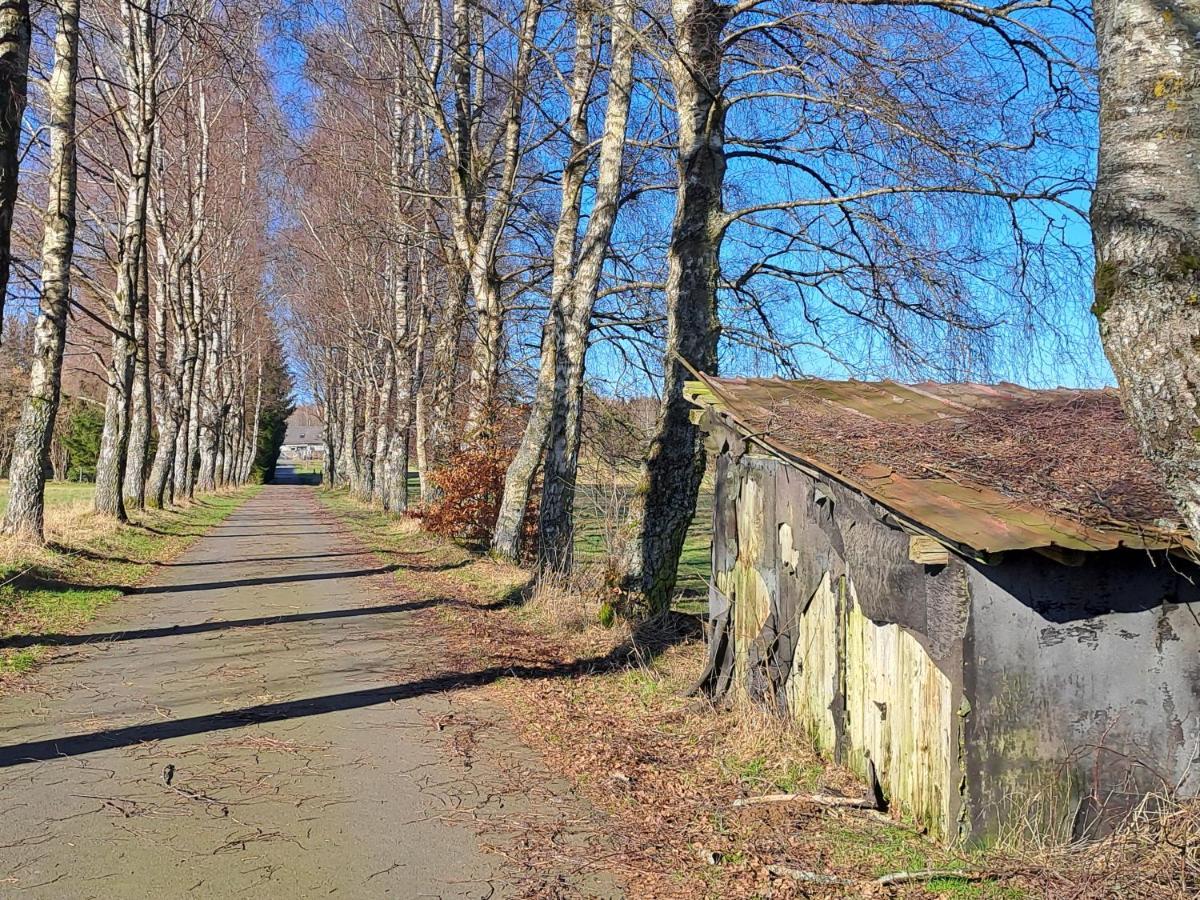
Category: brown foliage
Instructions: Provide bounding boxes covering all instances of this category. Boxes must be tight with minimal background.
[420,410,539,555]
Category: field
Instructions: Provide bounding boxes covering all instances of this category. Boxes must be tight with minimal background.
[0,480,96,513]
[572,483,712,602]
[287,459,714,606]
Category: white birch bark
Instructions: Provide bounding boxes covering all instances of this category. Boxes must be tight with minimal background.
[2,0,79,540]
[94,0,158,520]
[494,0,636,563]
[1093,0,1200,540]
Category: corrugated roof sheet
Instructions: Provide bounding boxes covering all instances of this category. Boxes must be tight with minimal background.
[687,374,1191,555]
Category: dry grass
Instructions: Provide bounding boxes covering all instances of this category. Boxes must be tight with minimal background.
[321,488,1189,899]
[0,487,260,683]
[523,563,617,632]
[0,501,117,575]
[1031,794,1200,897]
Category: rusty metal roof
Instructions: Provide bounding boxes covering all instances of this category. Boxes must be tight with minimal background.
[686,373,1191,555]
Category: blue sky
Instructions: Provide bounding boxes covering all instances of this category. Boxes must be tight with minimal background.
[265,0,1109,401]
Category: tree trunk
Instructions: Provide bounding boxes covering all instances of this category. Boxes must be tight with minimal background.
[492,3,595,560]
[412,264,432,502]
[94,272,138,519]
[146,244,178,507]
[94,0,156,520]
[1092,0,1200,539]
[0,0,28,337]
[373,353,394,505]
[618,0,727,612]
[338,373,359,489]
[122,242,151,509]
[181,326,204,499]
[241,355,263,483]
[196,302,220,492]
[384,254,416,513]
[423,267,468,480]
[537,0,635,570]
[464,274,504,436]
[2,0,77,541]
[452,0,544,438]
[172,302,197,502]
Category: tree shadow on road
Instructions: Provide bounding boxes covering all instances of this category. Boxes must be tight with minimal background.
[161,551,366,568]
[0,619,698,769]
[0,597,462,650]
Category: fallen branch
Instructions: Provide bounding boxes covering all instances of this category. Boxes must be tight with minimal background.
[733,792,876,809]
[768,863,987,887]
[876,869,988,886]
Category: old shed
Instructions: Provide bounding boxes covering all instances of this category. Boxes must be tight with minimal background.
[688,374,1200,843]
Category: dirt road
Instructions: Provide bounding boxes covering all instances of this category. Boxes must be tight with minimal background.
[0,470,614,898]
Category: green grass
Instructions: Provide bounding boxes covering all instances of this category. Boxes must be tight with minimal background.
[572,485,712,608]
[0,479,96,512]
[721,752,823,795]
[0,486,261,681]
[313,463,714,611]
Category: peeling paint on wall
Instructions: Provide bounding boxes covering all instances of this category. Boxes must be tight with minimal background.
[844,580,956,838]
[701,404,1200,844]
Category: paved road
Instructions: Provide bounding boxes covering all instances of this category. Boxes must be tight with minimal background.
[0,470,601,898]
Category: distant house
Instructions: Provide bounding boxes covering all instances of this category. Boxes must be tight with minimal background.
[280,422,324,460]
[688,374,1200,843]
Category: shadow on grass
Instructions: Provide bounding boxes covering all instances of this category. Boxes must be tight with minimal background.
[45,544,142,566]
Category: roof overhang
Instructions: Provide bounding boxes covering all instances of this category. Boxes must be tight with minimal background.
[686,373,1194,559]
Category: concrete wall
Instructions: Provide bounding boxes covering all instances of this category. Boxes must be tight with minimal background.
[964,551,1200,841]
[707,414,1200,844]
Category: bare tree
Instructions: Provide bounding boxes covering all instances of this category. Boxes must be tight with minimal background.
[617,0,727,609]
[0,0,28,337]
[493,0,638,565]
[391,0,546,436]
[93,0,158,519]
[3,0,80,541]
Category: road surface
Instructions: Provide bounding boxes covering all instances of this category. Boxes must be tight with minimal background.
[0,468,612,898]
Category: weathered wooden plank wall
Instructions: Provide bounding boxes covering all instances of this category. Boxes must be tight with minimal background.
[701,402,1200,844]
[708,426,966,839]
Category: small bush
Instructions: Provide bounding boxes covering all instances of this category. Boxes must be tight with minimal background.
[421,427,539,555]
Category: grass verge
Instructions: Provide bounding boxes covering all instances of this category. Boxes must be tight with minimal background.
[0,479,97,513]
[320,487,1195,898]
[0,486,261,683]
[322,489,1138,899]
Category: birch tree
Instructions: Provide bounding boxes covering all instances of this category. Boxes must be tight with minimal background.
[93,0,158,519]
[612,0,1090,610]
[1092,0,1200,540]
[391,0,546,437]
[617,0,727,608]
[0,0,28,335]
[493,0,637,565]
[3,0,80,541]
